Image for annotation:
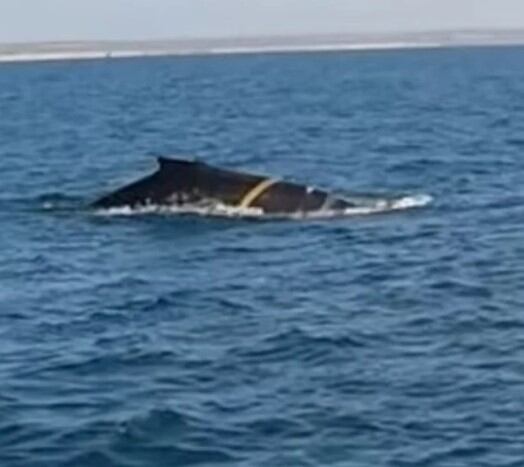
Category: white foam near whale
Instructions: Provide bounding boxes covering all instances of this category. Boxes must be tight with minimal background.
[94,193,433,219]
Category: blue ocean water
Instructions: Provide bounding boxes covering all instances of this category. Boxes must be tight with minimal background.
[1,46,524,466]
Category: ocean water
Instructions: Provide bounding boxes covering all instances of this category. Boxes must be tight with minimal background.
[1,46,524,466]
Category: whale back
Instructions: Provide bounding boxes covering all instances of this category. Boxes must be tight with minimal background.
[92,157,263,208]
[92,157,350,213]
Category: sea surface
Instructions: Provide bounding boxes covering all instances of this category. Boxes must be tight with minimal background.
[1,46,524,466]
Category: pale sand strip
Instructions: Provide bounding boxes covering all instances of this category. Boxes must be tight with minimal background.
[1,30,523,64]
[0,42,445,64]
[0,50,162,63]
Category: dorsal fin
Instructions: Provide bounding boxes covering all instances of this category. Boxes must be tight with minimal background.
[156,156,201,170]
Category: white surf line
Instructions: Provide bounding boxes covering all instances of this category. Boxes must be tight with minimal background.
[93,193,432,219]
[0,42,444,64]
[0,50,170,63]
[206,42,444,55]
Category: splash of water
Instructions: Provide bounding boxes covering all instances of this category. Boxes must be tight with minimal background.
[94,194,433,220]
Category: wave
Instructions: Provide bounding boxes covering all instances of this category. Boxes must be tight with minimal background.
[93,194,433,220]
[0,192,84,210]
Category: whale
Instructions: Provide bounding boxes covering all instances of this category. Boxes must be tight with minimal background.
[92,157,360,215]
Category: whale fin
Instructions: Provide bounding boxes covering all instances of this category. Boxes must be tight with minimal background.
[157,156,201,170]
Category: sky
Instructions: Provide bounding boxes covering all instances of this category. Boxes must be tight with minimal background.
[1,0,524,43]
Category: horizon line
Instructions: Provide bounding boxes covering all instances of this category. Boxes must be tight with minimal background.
[1,29,524,64]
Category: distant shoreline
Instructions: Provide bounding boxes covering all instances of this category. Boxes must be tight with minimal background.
[1,30,524,64]
[0,42,446,64]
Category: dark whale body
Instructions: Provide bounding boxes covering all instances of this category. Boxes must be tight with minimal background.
[92,157,355,214]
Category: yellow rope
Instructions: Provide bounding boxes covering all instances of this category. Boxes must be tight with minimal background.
[237,178,279,209]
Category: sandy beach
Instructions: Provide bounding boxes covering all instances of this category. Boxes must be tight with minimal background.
[1,29,524,64]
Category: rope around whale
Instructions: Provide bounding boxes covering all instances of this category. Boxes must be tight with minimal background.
[237,178,280,209]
